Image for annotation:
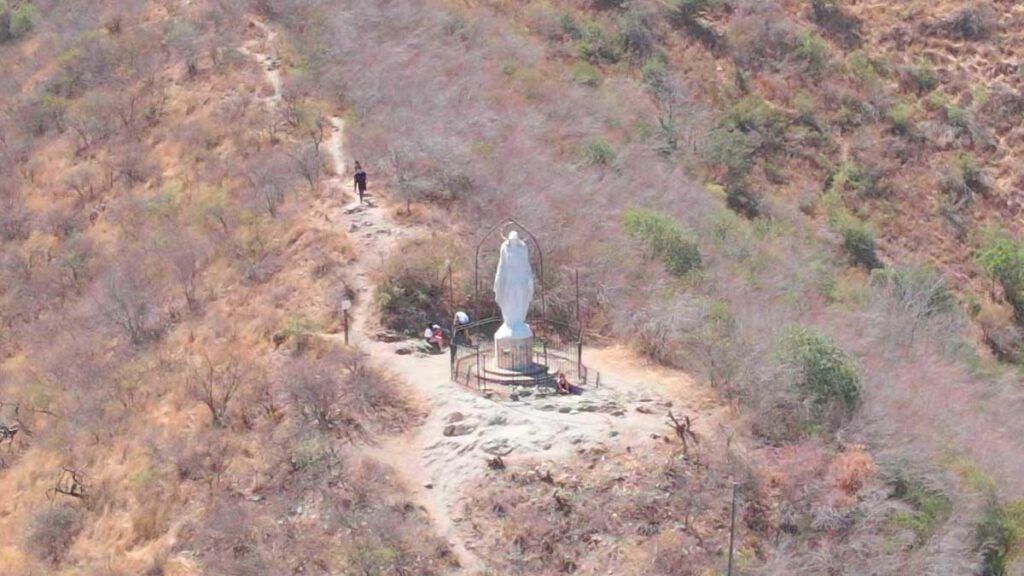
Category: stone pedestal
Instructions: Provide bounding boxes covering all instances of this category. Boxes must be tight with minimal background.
[494,322,533,370]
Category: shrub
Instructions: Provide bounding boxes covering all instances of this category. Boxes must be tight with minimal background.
[576,21,621,64]
[3,3,37,41]
[886,102,915,135]
[705,127,754,181]
[667,0,720,48]
[780,325,862,432]
[940,153,986,212]
[569,61,602,87]
[622,208,702,276]
[667,0,716,25]
[888,471,953,546]
[591,0,627,10]
[870,265,955,325]
[976,498,1024,576]
[795,31,829,75]
[377,239,451,334]
[827,161,883,199]
[25,506,82,564]
[809,0,862,47]
[619,11,654,63]
[847,51,888,87]
[943,6,996,41]
[976,232,1024,324]
[725,182,761,219]
[579,137,616,166]
[722,94,789,152]
[902,61,939,94]
[837,217,882,270]
[640,55,667,89]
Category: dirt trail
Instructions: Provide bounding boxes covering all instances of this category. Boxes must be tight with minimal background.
[242,19,726,574]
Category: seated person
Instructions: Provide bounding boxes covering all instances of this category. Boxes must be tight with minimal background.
[454,310,470,326]
[423,325,439,352]
[427,324,446,351]
[555,372,571,395]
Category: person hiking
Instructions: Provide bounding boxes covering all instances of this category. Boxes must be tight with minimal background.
[353,161,368,205]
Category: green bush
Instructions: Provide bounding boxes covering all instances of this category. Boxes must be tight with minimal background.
[706,127,755,181]
[847,51,888,87]
[888,471,953,546]
[579,137,616,166]
[838,217,883,270]
[640,55,667,89]
[569,61,602,86]
[795,31,829,75]
[886,102,915,134]
[1,2,37,43]
[941,153,985,211]
[619,11,654,63]
[722,94,789,152]
[780,325,862,430]
[667,0,716,26]
[903,61,939,94]
[576,21,621,64]
[725,182,761,219]
[376,240,451,334]
[622,208,702,276]
[976,232,1024,325]
[827,161,885,199]
[976,498,1024,576]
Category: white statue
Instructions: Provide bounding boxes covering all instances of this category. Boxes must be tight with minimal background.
[493,230,534,341]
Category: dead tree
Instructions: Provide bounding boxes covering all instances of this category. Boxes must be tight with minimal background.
[667,411,699,457]
[188,352,242,428]
[553,491,572,515]
[47,467,87,500]
[0,422,18,445]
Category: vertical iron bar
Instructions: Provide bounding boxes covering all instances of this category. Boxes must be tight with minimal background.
[343,309,349,346]
[728,482,738,576]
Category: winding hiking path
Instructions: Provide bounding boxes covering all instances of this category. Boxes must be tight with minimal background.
[242,19,727,574]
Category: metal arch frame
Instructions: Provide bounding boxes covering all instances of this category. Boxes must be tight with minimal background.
[473,219,546,320]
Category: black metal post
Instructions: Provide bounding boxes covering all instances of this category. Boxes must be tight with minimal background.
[728,482,738,576]
[343,309,349,346]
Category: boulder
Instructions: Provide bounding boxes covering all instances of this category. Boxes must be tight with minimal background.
[443,423,476,437]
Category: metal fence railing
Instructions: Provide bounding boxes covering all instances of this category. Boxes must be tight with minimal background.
[451,316,598,393]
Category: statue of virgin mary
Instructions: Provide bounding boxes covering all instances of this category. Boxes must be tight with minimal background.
[493,230,534,339]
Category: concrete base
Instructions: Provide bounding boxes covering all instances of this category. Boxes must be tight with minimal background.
[494,335,533,370]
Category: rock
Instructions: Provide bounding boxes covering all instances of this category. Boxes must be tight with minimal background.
[635,405,654,415]
[395,345,413,355]
[375,331,403,343]
[487,414,508,426]
[611,410,626,417]
[480,438,515,456]
[558,406,572,414]
[608,430,619,438]
[446,412,465,423]
[424,482,434,489]
[443,423,476,437]
[509,393,519,401]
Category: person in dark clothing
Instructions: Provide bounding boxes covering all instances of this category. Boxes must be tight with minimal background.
[353,162,368,204]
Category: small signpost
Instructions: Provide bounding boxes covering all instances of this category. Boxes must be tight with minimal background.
[341,298,352,345]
